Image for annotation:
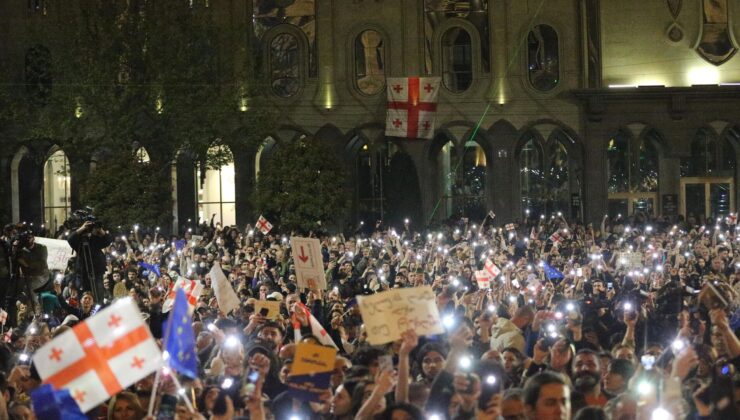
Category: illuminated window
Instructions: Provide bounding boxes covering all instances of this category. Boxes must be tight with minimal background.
[270,33,300,98]
[441,27,473,93]
[519,131,571,217]
[441,140,486,219]
[43,149,71,233]
[196,146,235,227]
[135,147,151,164]
[607,131,659,216]
[354,30,385,95]
[527,25,559,91]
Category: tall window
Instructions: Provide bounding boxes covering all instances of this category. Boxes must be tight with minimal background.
[25,45,52,105]
[441,28,473,93]
[519,132,571,217]
[681,128,735,178]
[440,140,486,219]
[196,146,235,227]
[354,30,385,95]
[135,147,151,164]
[607,131,659,216]
[527,25,559,91]
[43,149,71,233]
[270,33,300,97]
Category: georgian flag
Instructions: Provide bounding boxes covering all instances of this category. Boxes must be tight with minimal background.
[550,231,564,245]
[475,270,493,289]
[33,299,161,413]
[484,259,501,278]
[385,77,441,139]
[162,276,203,314]
[256,215,273,235]
[291,302,338,349]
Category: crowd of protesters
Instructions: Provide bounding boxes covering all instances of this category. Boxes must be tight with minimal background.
[0,210,739,420]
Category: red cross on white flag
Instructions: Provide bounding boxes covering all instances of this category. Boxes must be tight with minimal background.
[484,259,501,278]
[386,77,441,139]
[292,302,338,349]
[32,298,161,413]
[162,276,203,314]
[256,215,273,235]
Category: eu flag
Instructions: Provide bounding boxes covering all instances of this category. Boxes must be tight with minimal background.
[31,384,87,420]
[163,288,198,378]
[543,262,564,280]
[139,261,161,278]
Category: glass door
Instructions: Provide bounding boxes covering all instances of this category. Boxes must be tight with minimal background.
[680,177,734,222]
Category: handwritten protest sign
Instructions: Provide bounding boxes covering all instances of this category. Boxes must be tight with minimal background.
[254,300,281,320]
[291,237,327,290]
[287,343,337,402]
[34,237,74,271]
[357,286,444,345]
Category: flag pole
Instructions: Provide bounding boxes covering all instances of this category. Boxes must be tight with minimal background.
[148,293,178,416]
[146,369,162,416]
[170,372,196,413]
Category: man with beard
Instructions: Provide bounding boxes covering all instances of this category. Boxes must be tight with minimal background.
[572,349,607,408]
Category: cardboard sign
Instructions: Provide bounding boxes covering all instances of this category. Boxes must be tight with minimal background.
[357,286,444,345]
[287,343,337,402]
[254,300,281,320]
[617,252,642,269]
[290,237,326,290]
[34,237,74,271]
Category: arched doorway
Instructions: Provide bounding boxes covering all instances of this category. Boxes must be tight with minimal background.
[43,148,71,234]
[196,145,236,227]
[679,127,736,222]
[11,147,43,224]
[438,139,487,221]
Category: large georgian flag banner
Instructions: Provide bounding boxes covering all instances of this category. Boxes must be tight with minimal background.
[33,298,161,412]
[162,276,203,314]
[385,77,441,140]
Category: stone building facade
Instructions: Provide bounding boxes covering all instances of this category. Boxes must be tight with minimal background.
[2,0,740,232]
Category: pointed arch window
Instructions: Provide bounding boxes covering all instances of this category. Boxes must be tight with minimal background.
[43,149,71,233]
[135,147,151,164]
[519,131,571,217]
[607,131,659,216]
[196,146,235,227]
[441,27,473,93]
[270,33,301,98]
[440,139,486,219]
[681,128,735,178]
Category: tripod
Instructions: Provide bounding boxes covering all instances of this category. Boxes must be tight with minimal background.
[79,238,102,305]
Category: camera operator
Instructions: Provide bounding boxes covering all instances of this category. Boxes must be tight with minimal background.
[12,231,50,321]
[67,220,112,304]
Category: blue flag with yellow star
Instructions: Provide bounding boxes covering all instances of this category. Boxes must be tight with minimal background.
[163,288,197,378]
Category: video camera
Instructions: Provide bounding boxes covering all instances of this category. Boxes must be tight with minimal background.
[63,207,101,231]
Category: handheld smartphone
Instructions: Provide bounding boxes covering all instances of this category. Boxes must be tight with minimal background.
[576,268,583,277]
[243,368,260,397]
[378,355,393,372]
[641,355,656,370]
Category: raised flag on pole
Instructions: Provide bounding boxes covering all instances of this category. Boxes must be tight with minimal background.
[162,276,203,314]
[33,298,161,413]
[385,77,441,139]
[209,262,240,315]
[255,215,273,235]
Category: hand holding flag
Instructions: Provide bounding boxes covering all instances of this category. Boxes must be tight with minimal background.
[163,288,198,379]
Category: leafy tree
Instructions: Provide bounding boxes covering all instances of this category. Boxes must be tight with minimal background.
[83,152,173,229]
[2,0,277,228]
[254,138,349,232]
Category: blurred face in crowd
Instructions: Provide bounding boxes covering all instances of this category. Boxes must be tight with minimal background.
[603,363,627,394]
[502,350,521,374]
[421,350,445,380]
[257,326,283,349]
[502,397,525,420]
[573,353,601,393]
[330,385,352,416]
[112,397,138,420]
[525,382,570,420]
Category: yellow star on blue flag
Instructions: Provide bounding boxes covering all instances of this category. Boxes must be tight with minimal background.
[163,288,198,378]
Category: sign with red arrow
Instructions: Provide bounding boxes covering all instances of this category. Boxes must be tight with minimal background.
[290,237,326,290]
